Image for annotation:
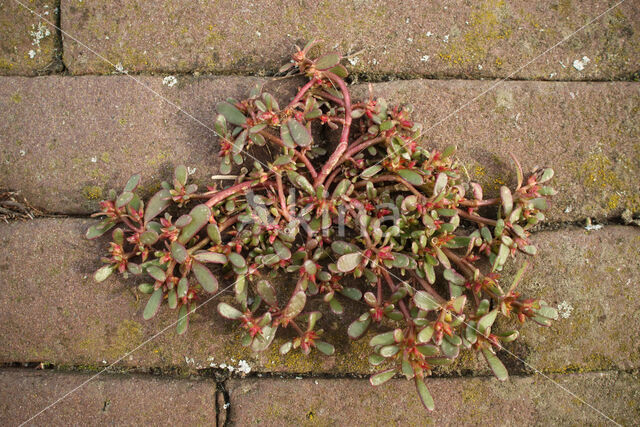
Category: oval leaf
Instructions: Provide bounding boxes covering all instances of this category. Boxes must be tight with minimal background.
[370,369,396,386]
[143,288,163,320]
[287,119,312,147]
[193,252,227,264]
[178,204,211,244]
[397,169,424,185]
[414,291,440,312]
[144,189,172,222]
[415,378,435,411]
[192,261,219,293]
[171,241,188,264]
[337,252,362,273]
[217,302,243,319]
[216,101,247,126]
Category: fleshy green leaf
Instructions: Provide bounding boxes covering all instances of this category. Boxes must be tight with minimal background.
[315,52,341,70]
[287,119,312,147]
[315,341,335,356]
[415,377,435,411]
[192,261,219,293]
[397,169,424,185]
[339,287,362,301]
[361,165,382,178]
[144,189,172,222]
[478,309,499,336]
[482,347,508,381]
[193,251,227,264]
[216,101,247,126]
[283,291,306,320]
[86,219,116,240]
[257,280,277,306]
[178,204,211,244]
[177,277,188,298]
[347,316,371,339]
[143,288,163,320]
[369,331,395,347]
[337,253,362,273]
[176,304,189,335]
[228,252,246,268]
[174,165,188,187]
[147,265,166,282]
[217,302,243,319]
[94,265,115,282]
[171,241,188,264]
[414,291,440,312]
[369,369,396,386]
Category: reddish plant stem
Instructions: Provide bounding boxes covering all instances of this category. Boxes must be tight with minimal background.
[457,209,497,226]
[204,180,258,208]
[316,90,344,106]
[381,269,412,320]
[344,135,385,159]
[259,130,318,179]
[286,77,319,109]
[122,216,144,233]
[219,215,239,232]
[441,247,476,279]
[458,198,500,207]
[275,174,292,222]
[354,174,423,199]
[410,271,446,305]
[324,167,343,190]
[314,72,352,186]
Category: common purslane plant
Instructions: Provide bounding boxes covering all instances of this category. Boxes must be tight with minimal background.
[87,41,558,411]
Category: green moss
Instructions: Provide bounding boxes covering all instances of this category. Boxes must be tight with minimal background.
[106,320,144,359]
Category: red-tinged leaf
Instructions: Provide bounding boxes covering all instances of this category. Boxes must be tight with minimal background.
[369,331,395,347]
[139,230,159,246]
[192,261,218,293]
[251,325,278,352]
[482,347,508,381]
[123,174,141,192]
[178,204,211,244]
[339,287,362,301]
[417,325,434,343]
[193,252,227,264]
[177,277,188,298]
[415,377,435,411]
[115,191,134,209]
[143,288,163,320]
[283,291,306,320]
[217,302,243,319]
[175,214,192,228]
[174,165,188,187]
[315,52,341,70]
[228,252,246,268]
[287,119,312,147]
[171,241,188,264]
[86,219,116,240]
[369,369,396,386]
[144,189,172,222]
[257,280,277,306]
[146,265,166,282]
[397,169,423,185]
[176,304,189,335]
[167,289,177,309]
[477,309,499,336]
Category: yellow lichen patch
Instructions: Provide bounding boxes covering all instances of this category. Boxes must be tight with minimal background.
[438,0,513,67]
[106,320,143,359]
[83,185,103,200]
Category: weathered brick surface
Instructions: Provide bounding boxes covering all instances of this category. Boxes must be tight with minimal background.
[0,75,297,214]
[0,369,217,425]
[0,0,61,75]
[2,76,638,220]
[1,219,638,376]
[227,372,640,425]
[60,0,640,80]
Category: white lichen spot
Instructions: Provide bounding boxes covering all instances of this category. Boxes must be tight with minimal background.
[223,403,230,409]
[557,301,574,319]
[584,223,603,231]
[407,37,413,43]
[443,35,449,43]
[184,356,195,365]
[187,166,196,175]
[28,50,36,59]
[348,56,359,66]
[30,22,51,49]
[426,31,433,37]
[255,31,261,37]
[114,62,125,73]
[295,376,303,380]
[477,64,483,70]
[19,150,26,157]
[420,55,430,62]
[163,75,178,87]
[91,156,97,163]
[549,72,557,78]
[102,360,107,364]
[564,206,572,213]
[372,58,378,65]
[237,360,251,374]
[572,56,590,71]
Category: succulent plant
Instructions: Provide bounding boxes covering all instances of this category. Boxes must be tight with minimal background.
[88,40,558,411]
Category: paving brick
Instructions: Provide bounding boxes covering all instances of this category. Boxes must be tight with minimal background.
[0,219,638,376]
[226,371,640,425]
[2,76,638,220]
[0,368,217,425]
[60,0,640,80]
[0,0,61,75]
[0,75,297,214]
